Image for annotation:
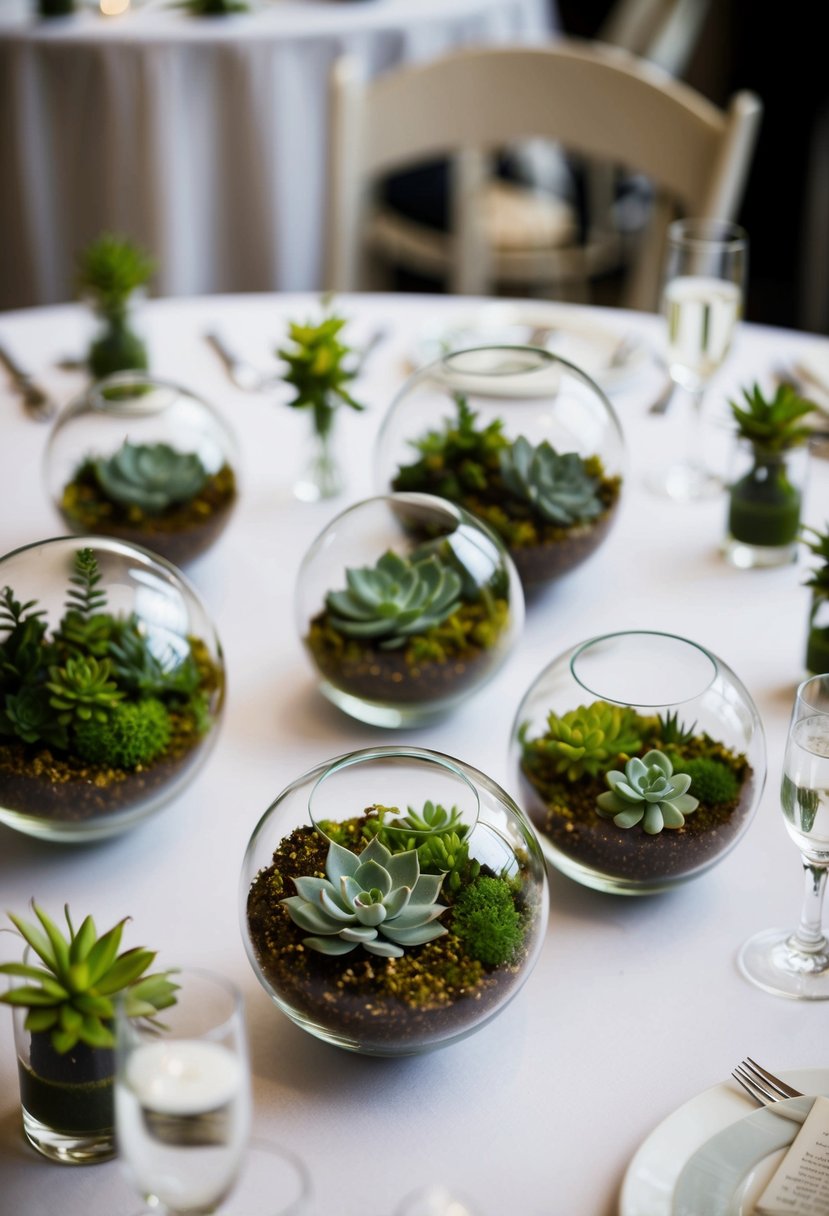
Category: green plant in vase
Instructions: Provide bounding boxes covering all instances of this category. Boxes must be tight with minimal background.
[278,304,366,501]
[176,0,249,12]
[725,383,813,567]
[391,396,621,585]
[802,522,829,674]
[77,233,154,379]
[0,547,222,833]
[0,902,177,1162]
[305,541,510,710]
[38,0,74,15]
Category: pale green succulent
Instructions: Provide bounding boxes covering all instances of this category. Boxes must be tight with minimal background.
[596,750,699,834]
[523,700,644,781]
[281,835,447,958]
[499,436,603,526]
[0,903,178,1053]
[92,441,209,514]
[324,550,463,649]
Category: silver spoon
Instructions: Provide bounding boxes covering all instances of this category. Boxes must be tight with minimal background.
[204,331,280,392]
[0,342,57,421]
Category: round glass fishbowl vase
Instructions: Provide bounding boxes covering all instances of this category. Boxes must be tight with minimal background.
[240,746,549,1056]
[0,536,225,842]
[295,492,524,727]
[509,630,766,894]
[374,345,625,590]
[44,372,239,566]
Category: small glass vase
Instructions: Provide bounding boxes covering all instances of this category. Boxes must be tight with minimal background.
[509,630,767,895]
[88,307,148,381]
[293,424,343,503]
[240,746,549,1056]
[723,438,808,569]
[38,0,75,15]
[806,590,829,675]
[13,1003,115,1163]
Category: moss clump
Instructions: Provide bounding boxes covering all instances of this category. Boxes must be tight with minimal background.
[673,757,740,806]
[451,876,523,965]
[73,698,171,769]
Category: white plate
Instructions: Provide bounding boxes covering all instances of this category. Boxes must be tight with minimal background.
[411,303,651,391]
[619,1069,829,1216]
[671,1095,816,1216]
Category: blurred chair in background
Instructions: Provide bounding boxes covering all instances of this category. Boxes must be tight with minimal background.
[326,24,761,311]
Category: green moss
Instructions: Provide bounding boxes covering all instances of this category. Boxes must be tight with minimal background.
[451,876,523,966]
[73,698,171,769]
[673,757,740,806]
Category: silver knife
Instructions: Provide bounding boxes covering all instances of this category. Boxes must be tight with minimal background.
[0,342,57,421]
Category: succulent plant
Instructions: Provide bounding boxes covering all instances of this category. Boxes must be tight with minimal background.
[56,545,113,658]
[392,395,509,501]
[92,441,209,515]
[325,549,463,649]
[452,876,523,966]
[656,709,697,748]
[596,750,699,834]
[802,522,829,593]
[499,436,604,526]
[729,383,813,452]
[522,701,644,782]
[281,835,448,958]
[278,308,366,440]
[47,655,124,725]
[0,903,177,1054]
[109,618,201,698]
[77,233,154,321]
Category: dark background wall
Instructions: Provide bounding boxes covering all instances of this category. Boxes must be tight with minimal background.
[556,0,828,335]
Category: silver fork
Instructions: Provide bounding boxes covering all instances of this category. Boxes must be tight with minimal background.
[732,1057,804,1105]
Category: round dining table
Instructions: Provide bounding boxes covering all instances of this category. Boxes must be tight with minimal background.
[0,289,827,1215]
[0,0,550,312]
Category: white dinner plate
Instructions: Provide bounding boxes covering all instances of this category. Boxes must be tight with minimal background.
[619,1068,829,1216]
[411,302,651,391]
[671,1095,816,1216]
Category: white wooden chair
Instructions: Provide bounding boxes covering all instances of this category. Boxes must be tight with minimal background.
[325,38,762,311]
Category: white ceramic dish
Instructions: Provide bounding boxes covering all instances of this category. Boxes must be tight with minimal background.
[619,1068,829,1216]
[411,302,651,391]
[671,1095,816,1216]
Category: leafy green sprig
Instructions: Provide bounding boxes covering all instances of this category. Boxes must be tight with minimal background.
[278,306,366,440]
[729,383,813,452]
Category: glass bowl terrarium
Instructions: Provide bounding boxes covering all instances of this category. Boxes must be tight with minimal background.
[45,372,239,566]
[509,630,766,895]
[295,492,524,727]
[374,345,625,589]
[0,536,225,842]
[241,746,549,1056]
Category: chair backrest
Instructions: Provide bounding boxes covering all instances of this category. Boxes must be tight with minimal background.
[597,0,713,77]
[325,39,762,309]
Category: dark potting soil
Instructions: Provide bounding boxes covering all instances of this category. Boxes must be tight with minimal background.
[0,734,210,827]
[518,768,756,884]
[246,825,535,1053]
[20,1037,114,1134]
[60,464,237,566]
[507,504,619,586]
[307,621,495,706]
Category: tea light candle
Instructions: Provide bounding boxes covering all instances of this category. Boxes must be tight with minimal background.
[126,1040,242,1114]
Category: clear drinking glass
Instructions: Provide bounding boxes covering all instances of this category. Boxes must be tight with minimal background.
[115,969,253,1215]
[648,218,747,501]
[739,674,829,999]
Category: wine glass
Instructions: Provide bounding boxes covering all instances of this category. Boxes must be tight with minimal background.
[115,968,253,1214]
[648,217,747,501]
[739,674,829,1000]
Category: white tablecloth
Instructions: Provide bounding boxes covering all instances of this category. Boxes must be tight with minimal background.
[0,291,827,1215]
[0,0,550,310]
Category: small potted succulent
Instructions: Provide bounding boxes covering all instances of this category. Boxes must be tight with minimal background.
[0,902,177,1163]
[278,304,367,501]
[46,373,239,566]
[724,382,813,569]
[509,631,766,894]
[802,522,829,674]
[376,347,624,589]
[241,747,548,1055]
[77,233,154,379]
[296,493,523,727]
[0,539,224,841]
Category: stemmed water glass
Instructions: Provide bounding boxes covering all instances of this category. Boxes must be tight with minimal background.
[115,967,308,1215]
[739,674,829,1000]
[648,217,748,501]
